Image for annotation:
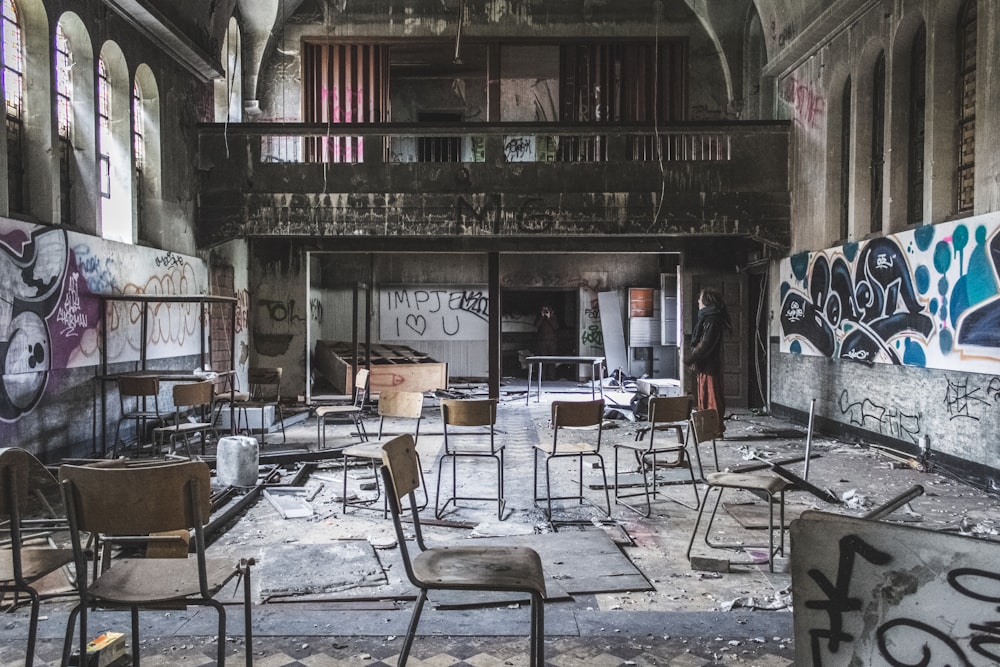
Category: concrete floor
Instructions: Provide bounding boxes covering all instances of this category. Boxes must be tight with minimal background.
[4,379,999,666]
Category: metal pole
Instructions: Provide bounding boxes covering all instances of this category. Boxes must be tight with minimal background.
[803,398,816,481]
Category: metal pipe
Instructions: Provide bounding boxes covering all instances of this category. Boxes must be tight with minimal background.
[863,484,925,520]
[803,398,816,481]
[453,0,466,64]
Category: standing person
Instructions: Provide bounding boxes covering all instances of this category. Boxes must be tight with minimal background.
[534,305,560,379]
[686,287,732,434]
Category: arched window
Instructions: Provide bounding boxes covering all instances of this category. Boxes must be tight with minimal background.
[98,42,131,243]
[869,51,885,235]
[55,23,72,224]
[907,25,926,225]
[839,77,851,241]
[956,0,976,213]
[133,63,160,245]
[132,79,144,229]
[97,56,111,199]
[3,0,25,212]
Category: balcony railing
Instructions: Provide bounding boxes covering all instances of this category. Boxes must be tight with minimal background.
[197,121,789,246]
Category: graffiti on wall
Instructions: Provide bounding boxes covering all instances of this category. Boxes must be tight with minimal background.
[780,215,1000,374]
[0,219,208,422]
[379,285,489,342]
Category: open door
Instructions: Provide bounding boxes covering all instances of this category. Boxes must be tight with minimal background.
[681,270,748,410]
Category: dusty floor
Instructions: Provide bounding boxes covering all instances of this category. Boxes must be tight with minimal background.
[5,379,1000,665]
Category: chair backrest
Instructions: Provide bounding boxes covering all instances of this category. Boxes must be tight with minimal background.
[378,390,424,442]
[353,368,370,406]
[441,398,497,453]
[248,367,282,402]
[173,381,214,409]
[551,399,604,452]
[118,376,160,415]
[379,434,426,584]
[59,460,211,536]
[647,395,692,445]
[689,408,720,444]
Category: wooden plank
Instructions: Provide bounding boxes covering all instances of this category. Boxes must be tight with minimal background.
[370,362,448,394]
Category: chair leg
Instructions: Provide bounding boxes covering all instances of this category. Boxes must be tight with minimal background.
[595,454,611,516]
[242,560,254,667]
[530,591,545,667]
[686,485,716,562]
[131,606,141,667]
[60,603,82,667]
[24,590,40,667]
[398,588,428,667]
[495,450,506,519]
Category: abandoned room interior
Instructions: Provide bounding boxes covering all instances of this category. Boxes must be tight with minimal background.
[2,0,1000,665]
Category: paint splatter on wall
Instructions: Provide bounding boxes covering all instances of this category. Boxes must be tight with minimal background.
[780,214,1000,372]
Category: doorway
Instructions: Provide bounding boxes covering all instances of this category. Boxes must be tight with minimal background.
[500,289,578,377]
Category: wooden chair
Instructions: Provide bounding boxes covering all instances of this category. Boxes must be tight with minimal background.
[211,374,249,432]
[340,390,425,516]
[234,367,285,444]
[613,395,699,516]
[1,448,75,667]
[113,375,161,458]
[153,381,218,457]
[58,460,254,666]
[379,434,546,666]
[689,407,722,478]
[684,409,790,572]
[315,368,369,449]
[533,399,610,520]
[434,398,505,520]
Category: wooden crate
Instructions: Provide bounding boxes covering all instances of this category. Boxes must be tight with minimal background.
[314,341,448,394]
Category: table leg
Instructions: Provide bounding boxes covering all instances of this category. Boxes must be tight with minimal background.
[526,361,533,405]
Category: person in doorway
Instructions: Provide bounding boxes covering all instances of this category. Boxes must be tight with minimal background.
[534,305,560,379]
[686,287,732,434]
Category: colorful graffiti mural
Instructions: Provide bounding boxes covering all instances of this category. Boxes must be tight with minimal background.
[780,214,1000,373]
[0,219,210,423]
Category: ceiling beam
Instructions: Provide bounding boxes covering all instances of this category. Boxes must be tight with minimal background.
[102,0,223,81]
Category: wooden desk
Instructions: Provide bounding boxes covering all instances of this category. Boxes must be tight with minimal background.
[525,356,605,404]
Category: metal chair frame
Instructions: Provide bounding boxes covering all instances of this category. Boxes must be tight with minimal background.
[684,409,789,572]
[153,381,218,457]
[113,375,161,458]
[533,399,611,520]
[58,460,254,667]
[435,399,505,520]
[234,367,286,444]
[315,368,369,449]
[380,435,546,666]
[340,390,425,517]
[613,395,700,516]
[0,448,75,667]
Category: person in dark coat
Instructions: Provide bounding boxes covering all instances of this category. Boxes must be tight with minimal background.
[534,305,560,379]
[686,287,732,434]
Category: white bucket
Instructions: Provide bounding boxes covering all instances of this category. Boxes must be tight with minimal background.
[216,436,260,487]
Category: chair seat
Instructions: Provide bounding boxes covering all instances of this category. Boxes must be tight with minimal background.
[217,392,251,403]
[705,472,789,494]
[316,405,362,417]
[154,421,215,438]
[342,439,394,460]
[533,441,598,455]
[412,545,546,594]
[614,440,685,454]
[1,547,74,583]
[87,557,240,604]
